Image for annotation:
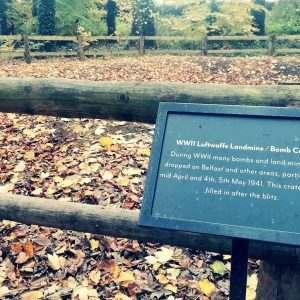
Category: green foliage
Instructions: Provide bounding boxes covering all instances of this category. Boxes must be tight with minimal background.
[266,0,300,34]
[157,0,264,36]
[131,0,156,36]
[6,0,35,34]
[38,0,56,35]
[0,0,9,34]
[55,0,106,35]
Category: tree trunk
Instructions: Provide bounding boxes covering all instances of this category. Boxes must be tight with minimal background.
[0,78,299,123]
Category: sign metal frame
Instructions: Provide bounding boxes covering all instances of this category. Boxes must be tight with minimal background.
[139,103,300,246]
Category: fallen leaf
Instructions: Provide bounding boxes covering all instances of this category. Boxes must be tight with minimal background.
[0,286,10,298]
[110,144,121,152]
[10,242,23,254]
[211,260,226,276]
[72,286,98,300]
[24,150,35,160]
[99,136,113,147]
[199,278,215,297]
[154,247,174,263]
[47,253,61,270]
[89,269,101,284]
[24,241,34,258]
[23,129,36,138]
[72,125,85,134]
[166,268,180,280]
[118,177,130,187]
[115,270,135,287]
[21,290,44,300]
[114,291,131,300]
[14,161,26,172]
[102,171,114,181]
[15,252,29,264]
[165,284,177,293]
[31,188,43,196]
[156,273,169,284]
[90,239,99,251]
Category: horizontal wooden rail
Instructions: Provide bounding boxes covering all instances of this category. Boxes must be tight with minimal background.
[207,35,269,41]
[28,36,77,42]
[1,79,300,123]
[0,34,300,42]
[0,34,299,61]
[0,34,22,40]
[85,36,140,41]
[0,193,298,263]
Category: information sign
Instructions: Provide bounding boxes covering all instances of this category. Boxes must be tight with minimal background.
[139,103,300,246]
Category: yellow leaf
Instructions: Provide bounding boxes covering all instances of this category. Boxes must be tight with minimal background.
[37,116,46,123]
[21,290,43,300]
[0,183,14,193]
[40,172,50,179]
[156,273,169,284]
[246,287,256,300]
[23,129,36,138]
[61,145,68,153]
[119,177,130,187]
[247,274,258,289]
[72,125,85,134]
[53,176,64,183]
[90,239,99,251]
[0,287,10,298]
[211,260,226,275]
[15,252,29,264]
[113,266,121,279]
[154,247,174,263]
[102,171,114,181]
[47,253,61,270]
[114,292,131,300]
[115,270,135,287]
[223,255,231,260]
[91,163,100,172]
[15,161,26,172]
[144,148,151,156]
[199,279,215,297]
[24,150,35,160]
[166,268,180,280]
[89,269,101,284]
[165,284,177,293]
[99,136,113,147]
[45,188,57,196]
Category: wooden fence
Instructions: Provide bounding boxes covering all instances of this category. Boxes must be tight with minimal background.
[1,79,300,298]
[0,34,299,62]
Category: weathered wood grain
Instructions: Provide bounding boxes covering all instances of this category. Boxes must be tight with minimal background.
[1,79,300,123]
[0,193,298,263]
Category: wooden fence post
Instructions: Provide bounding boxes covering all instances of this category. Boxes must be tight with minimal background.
[139,36,145,56]
[23,35,31,64]
[202,34,208,56]
[77,35,85,61]
[256,260,300,299]
[269,34,276,56]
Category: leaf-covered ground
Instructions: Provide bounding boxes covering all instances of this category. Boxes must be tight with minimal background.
[0,55,299,84]
[1,55,299,299]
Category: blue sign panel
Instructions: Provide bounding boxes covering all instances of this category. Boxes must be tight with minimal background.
[139,103,300,246]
